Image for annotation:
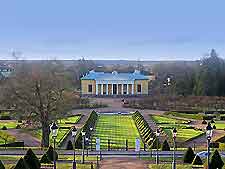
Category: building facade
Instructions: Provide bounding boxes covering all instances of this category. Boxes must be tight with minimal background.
[81,70,149,96]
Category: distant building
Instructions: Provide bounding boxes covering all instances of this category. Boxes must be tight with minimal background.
[0,65,13,79]
[81,70,149,96]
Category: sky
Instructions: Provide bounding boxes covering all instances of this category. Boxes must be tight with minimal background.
[0,0,225,60]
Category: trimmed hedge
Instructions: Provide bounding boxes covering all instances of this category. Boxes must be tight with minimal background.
[24,148,40,169]
[75,110,98,149]
[132,111,156,148]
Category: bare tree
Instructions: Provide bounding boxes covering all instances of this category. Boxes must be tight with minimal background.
[0,60,79,147]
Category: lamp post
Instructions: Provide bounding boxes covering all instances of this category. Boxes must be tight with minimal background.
[149,137,154,157]
[172,128,177,169]
[72,126,77,169]
[81,131,86,164]
[90,127,93,151]
[85,137,89,156]
[206,122,213,169]
[50,122,58,169]
[156,129,160,165]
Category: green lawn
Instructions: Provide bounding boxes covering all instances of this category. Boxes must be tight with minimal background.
[92,115,143,149]
[149,164,192,169]
[5,163,95,169]
[0,131,16,145]
[151,115,189,124]
[214,121,225,130]
[57,115,81,127]
[164,128,204,142]
[0,120,21,129]
[165,112,203,120]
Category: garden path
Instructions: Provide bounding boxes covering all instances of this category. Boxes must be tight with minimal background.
[99,157,149,169]
[7,129,41,147]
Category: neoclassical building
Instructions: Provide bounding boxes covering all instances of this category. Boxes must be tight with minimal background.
[81,70,149,96]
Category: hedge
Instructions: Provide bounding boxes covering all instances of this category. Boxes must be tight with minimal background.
[132,111,156,148]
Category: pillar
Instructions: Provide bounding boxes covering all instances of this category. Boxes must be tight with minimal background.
[131,84,134,95]
[106,84,108,95]
[111,84,113,95]
[101,84,103,95]
[96,83,98,95]
[121,84,124,95]
[117,84,119,95]
[126,84,129,95]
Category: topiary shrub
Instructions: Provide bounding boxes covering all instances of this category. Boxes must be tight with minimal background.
[213,125,216,129]
[192,155,203,165]
[183,147,195,164]
[2,126,7,130]
[24,148,40,169]
[161,140,170,151]
[209,149,224,169]
[46,145,58,161]
[0,160,5,169]
[40,154,52,164]
[211,119,215,123]
[14,158,30,169]
[66,140,73,150]
[16,125,21,129]
[202,120,207,124]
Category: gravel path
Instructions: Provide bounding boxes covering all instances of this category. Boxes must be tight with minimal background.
[99,157,149,169]
[6,129,41,147]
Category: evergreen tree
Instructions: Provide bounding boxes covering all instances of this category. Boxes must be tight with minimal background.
[183,147,195,163]
[24,148,40,169]
[46,145,58,161]
[0,160,5,169]
[192,155,203,165]
[40,154,52,164]
[14,158,30,169]
[66,140,73,150]
[161,140,170,151]
[209,149,224,169]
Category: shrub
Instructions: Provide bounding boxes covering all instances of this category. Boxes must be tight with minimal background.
[16,125,21,129]
[192,155,203,165]
[40,154,52,164]
[66,140,73,150]
[213,125,216,129]
[211,119,215,123]
[24,148,40,169]
[209,149,224,169]
[183,147,195,164]
[14,158,30,169]
[46,145,58,161]
[0,115,11,120]
[18,120,22,123]
[202,120,207,124]
[2,126,7,130]
[0,160,5,169]
[161,140,170,151]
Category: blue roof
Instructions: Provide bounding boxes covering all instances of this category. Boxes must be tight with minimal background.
[81,70,149,81]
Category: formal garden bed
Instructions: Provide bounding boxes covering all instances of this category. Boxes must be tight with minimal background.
[91,114,143,149]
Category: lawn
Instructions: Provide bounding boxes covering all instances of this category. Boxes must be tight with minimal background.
[165,112,203,120]
[151,115,204,142]
[214,121,225,130]
[149,164,192,169]
[164,128,204,142]
[151,115,189,124]
[57,115,81,127]
[5,163,95,169]
[91,115,143,149]
[0,131,16,145]
[0,120,22,129]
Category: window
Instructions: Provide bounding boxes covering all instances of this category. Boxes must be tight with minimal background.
[88,84,92,93]
[137,84,141,93]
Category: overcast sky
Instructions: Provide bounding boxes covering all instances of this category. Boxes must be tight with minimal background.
[0,0,225,60]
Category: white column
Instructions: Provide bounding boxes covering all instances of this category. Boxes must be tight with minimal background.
[131,84,134,95]
[121,84,124,95]
[106,83,108,95]
[117,83,119,95]
[111,84,113,95]
[101,84,103,95]
[126,84,129,95]
[96,83,98,95]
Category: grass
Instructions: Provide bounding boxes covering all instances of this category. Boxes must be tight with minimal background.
[57,115,81,127]
[92,115,143,149]
[214,121,225,130]
[151,115,189,124]
[165,112,203,120]
[149,164,192,169]
[0,120,22,129]
[0,131,16,145]
[164,128,204,142]
[5,163,95,169]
